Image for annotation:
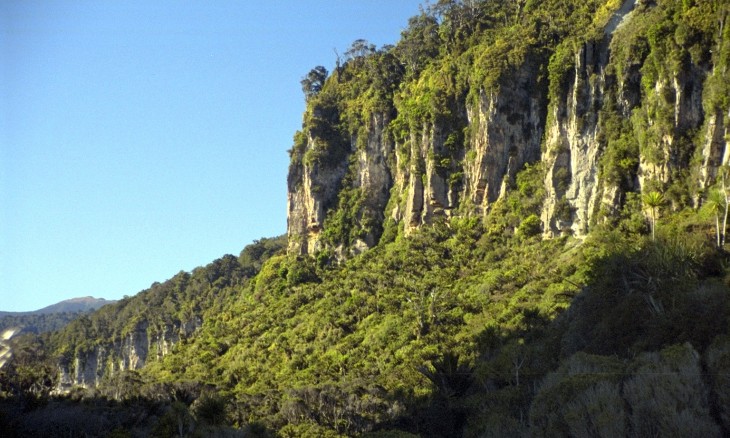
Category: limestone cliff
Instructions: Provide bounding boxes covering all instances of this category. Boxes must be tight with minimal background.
[542,6,629,237]
[51,253,250,392]
[400,61,544,234]
[700,107,730,190]
[462,65,545,216]
[57,316,201,391]
[540,41,606,236]
[286,131,350,255]
[287,0,729,253]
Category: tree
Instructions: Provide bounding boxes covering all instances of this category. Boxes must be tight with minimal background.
[642,191,664,240]
[706,167,730,247]
[0,335,58,406]
[706,188,726,247]
[301,66,328,101]
[153,401,195,438]
[418,352,474,399]
[396,12,440,75]
[192,392,228,425]
[344,39,376,61]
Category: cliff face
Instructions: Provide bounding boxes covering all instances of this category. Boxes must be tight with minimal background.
[287,0,729,254]
[287,94,354,255]
[51,246,277,393]
[700,107,730,190]
[463,65,545,216]
[400,62,544,233]
[400,119,456,233]
[286,136,350,255]
[354,113,396,247]
[57,317,201,391]
[541,40,610,237]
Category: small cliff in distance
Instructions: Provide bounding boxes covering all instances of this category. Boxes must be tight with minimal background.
[46,236,286,391]
[287,0,729,256]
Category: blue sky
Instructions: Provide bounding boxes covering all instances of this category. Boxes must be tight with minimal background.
[1,0,424,312]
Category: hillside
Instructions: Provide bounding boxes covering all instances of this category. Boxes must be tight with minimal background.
[2,0,730,436]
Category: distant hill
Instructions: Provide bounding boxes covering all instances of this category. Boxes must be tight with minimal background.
[0,296,115,334]
[0,296,115,316]
[32,296,115,315]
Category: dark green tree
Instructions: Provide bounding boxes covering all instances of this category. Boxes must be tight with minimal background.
[301,66,328,101]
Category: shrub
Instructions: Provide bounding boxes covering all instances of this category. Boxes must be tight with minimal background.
[517,214,542,239]
[623,344,720,437]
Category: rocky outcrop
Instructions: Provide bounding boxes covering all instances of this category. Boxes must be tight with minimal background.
[352,113,396,247]
[288,109,398,255]
[56,316,201,391]
[699,108,730,190]
[541,0,642,237]
[636,67,707,194]
[287,0,728,254]
[402,62,545,233]
[402,122,453,233]
[286,131,351,255]
[541,40,610,237]
[463,67,545,217]
[697,28,730,193]
[289,60,546,248]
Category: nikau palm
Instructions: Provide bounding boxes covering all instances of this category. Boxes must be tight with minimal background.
[642,191,664,241]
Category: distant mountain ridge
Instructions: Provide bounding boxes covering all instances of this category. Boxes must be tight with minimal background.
[0,296,115,316]
[0,297,116,335]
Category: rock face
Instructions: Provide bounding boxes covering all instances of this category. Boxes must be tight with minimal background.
[56,316,201,391]
[354,113,396,246]
[401,120,455,233]
[400,62,544,234]
[53,254,243,392]
[287,100,353,255]
[286,135,349,255]
[286,0,728,253]
[541,40,609,237]
[699,108,730,190]
[463,67,544,216]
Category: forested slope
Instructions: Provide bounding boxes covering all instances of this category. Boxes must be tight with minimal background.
[2,0,730,436]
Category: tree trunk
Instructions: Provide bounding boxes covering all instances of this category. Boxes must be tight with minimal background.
[723,200,729,247]
[651,210,656,241]
[716,213,721,247]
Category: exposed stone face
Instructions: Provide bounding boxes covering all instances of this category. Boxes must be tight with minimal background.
[56,316,201,392]
[285,61,556,251]
[542,40,609,237]
[288,111,397,254]
[699,108,730,191]
[637,67,707,194]
[286,0,727,253]
[72,347,105,388]
[354,113,395,246]
[403,123,450,234]
[696,43,730,196]
[463,68,545,217]
[540,0,714,235]
[287,131,351,255]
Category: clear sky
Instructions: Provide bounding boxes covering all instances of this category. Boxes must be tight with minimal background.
[1,0,424,312]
